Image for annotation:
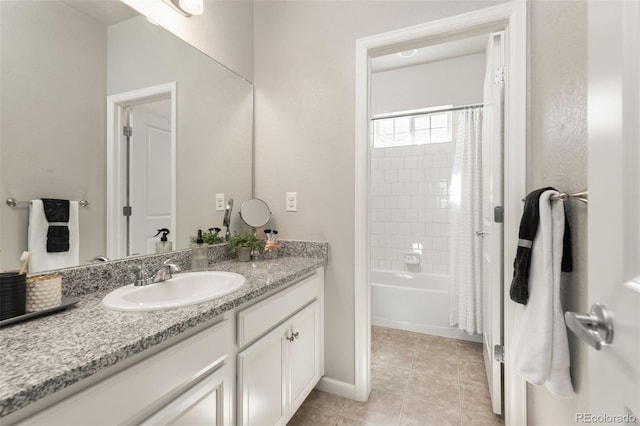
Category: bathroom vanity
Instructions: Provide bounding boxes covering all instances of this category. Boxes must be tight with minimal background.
[0,244,327,426]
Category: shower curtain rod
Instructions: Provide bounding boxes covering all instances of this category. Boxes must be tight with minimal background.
[371,103,484,121]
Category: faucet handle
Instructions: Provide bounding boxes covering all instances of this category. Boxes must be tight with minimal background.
[130,264,150,286]
[163,258,181,273]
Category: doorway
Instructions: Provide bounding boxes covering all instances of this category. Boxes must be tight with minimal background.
[106,82,177,259]
[354,2,527,424]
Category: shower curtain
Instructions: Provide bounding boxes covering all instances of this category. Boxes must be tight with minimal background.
[449,108,483,335]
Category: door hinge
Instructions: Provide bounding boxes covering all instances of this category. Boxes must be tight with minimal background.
[123,206,132,217]
[494,344,505,363]
[494,206,504,223]
[123,126,132,137]
[494,66,505,85]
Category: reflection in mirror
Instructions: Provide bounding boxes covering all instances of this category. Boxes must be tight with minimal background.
[239,199,272,229]
[0,1,253,272]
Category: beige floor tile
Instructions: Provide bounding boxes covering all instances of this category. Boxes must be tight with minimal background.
[302,389,348,413]
[400,395,461,426]
[460,380,496,418]
[414,333,458,353]
[374,328,417,352]
[457,340,484,363]
[287,405,339,426]
[371,363,410,394]
[411,349,458,378]
[458,359,488,385]
[406,370,460,407]
[336,416,369,426]
[341,390,403,426]
[372,344,415,369]
[461,412,505,425]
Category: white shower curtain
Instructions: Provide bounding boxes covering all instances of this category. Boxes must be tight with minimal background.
[449,108,483,335]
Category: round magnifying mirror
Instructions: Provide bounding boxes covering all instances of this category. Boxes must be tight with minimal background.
[239,198,271,228]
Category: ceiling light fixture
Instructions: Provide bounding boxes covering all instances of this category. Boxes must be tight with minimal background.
[397,49,418,58]
[163,0,204,17]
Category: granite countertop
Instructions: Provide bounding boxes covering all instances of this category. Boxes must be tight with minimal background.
[0,254,326,418]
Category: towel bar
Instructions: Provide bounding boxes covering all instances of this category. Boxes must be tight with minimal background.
[521,190,588,204]
[6,198,90,208]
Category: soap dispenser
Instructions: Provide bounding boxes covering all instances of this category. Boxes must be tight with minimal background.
[154,228,173,253]
[191,229,208,271]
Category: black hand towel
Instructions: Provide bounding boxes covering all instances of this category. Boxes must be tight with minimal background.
[510,188,573,304]
[41,198,70,252]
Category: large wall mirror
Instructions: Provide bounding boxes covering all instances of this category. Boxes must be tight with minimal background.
[0,1,253,271]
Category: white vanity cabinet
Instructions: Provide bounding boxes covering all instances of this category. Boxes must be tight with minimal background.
[16,319,232,426]
[237,269,324,426]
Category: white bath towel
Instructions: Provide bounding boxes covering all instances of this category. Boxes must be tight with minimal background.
[28,200,79,272]
[512,190,574,397]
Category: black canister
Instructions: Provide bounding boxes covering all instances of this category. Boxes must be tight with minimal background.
[0,271,27,320]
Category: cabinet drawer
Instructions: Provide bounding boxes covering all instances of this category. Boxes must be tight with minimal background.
[19,320,230,426]
[237,272,321,348]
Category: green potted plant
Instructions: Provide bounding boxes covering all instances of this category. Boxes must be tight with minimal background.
[228,231,262,262]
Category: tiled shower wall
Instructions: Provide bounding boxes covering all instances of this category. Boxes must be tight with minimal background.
[370,141,455,274]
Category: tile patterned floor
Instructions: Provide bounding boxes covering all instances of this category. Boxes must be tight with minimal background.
[287,326,504,426]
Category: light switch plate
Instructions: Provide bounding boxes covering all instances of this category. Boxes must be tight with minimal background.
[286,192,297,212]
[215,194,225,211]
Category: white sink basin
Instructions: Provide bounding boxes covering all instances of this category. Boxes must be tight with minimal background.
[102,271,245,312]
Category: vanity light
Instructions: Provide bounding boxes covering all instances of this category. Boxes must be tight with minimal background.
[163,0,204,17]
[397,49,418,58]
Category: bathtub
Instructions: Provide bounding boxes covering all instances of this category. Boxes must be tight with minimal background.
[371,270,482,342]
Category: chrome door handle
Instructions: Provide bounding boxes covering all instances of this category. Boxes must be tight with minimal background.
[564,304,614,350]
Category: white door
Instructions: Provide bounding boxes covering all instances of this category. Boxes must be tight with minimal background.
[129,99,172,255]
[481,31,505,416]
[237,322,288,426]
[288,301,322,414]
[583,0,640,420]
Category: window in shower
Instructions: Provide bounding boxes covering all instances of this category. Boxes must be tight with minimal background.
[373,107,452,148]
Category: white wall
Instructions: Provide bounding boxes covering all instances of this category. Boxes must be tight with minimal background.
[371,53,485,116]
[253,0,506,388]
[253,1,589,420]
[370,54,485,274]
[122,0,254,81]
[527,0,589,424]
[0,1,107,270]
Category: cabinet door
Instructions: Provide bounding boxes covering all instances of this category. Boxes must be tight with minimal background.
[288,301,322,414]
[237,322,288,426]
[141,364,232,426]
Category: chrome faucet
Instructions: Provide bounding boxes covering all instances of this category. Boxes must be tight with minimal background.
[132,259,181,286]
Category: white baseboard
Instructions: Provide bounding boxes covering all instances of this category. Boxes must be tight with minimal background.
[315,377,357,400]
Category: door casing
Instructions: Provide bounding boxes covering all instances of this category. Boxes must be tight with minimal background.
[353,2,528,424]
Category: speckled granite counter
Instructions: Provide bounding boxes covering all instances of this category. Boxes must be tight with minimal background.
[0,247,327,418]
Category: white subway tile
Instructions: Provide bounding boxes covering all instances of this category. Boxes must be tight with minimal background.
[398,146,411,157]
[385,147,399,157]
[411,169,425,182]
[371,170,385,184]
[405,182,418,195]
[385,196,398,209]
[433,154,448,168]
[391,157,404,170]
[418,156,433,169]
[381,157,392,170]
[439,168,452,180]
[370,260,379,270]
[378,208,392,222]
[398,196,411,208]
[405,208,418,222]
[391,261,405,271]
[440,252,451,265]
[371,196,385,209]
[411,222,426,236]
[425,223,440,236]
[398,222,411,236]
[391,182,405,196]
[392,209,406,223]
[411,196,426,209]
[433,209,448,223]
[440,196,450,209]
[419,208,433,222]
[385,169,398,183]
[379,183,392,196]
[439,224,450,237]
[398,169,411,183]
[420,263,433,273]
[391,235,404,248]
[385,222,398,234]
[372,221,385,234]
[371,148,385,158]
[404,156,418,169]
[421,236,434,249]
[371,184,379,196]
[385,247,399,260]
[425,168,440,181]
[434,236,449,251]
[411,145,426,156]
